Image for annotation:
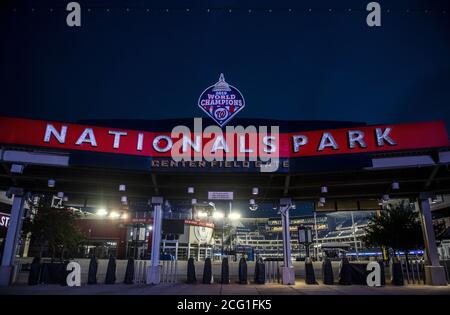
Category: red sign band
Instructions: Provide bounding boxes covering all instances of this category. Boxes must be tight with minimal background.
[0,117,448,159]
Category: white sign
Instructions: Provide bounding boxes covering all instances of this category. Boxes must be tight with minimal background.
[0,213,10,228]
[191,226,213,244]
[66,262,81,287]
[366,261,381,287]
[208,191,234,200]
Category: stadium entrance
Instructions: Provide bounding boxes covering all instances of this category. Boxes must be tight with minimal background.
[0,116,449,286]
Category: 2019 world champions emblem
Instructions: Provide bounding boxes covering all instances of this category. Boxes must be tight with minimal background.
[198,73,245,127]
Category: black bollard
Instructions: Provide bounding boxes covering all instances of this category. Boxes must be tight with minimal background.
[202,258,213,284]
[40,262,50,284]
[238,257,248,284]
[254,257,266,284]
[124,258,135,284]
[378,260,386,286]
[391,259,404,286]
[338,257,352,285]
[105,255,116,284]
[305,258,318,285]
[221,258,230,284]
[28,257,41,285]
[186,257,197,284]
[60,260,70,286]
[322,258,334,285]
[87,255,98,285]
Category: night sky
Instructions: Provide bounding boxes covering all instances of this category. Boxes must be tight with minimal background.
[1,0,450,129]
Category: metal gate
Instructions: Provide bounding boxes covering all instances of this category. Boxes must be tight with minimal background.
[161,260,178,283]
[264,260,281,283]
[134,260,148,284]
[134,259,178,284]
[400,259,425,285]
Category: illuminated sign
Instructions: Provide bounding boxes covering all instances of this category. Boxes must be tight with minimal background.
[198,73,245,127]
[207,191,234,200]
[0,117,448,166]
[0,212,10,229]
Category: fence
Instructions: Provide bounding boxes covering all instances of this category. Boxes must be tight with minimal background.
[400,259,425,285]
[161,260,178,283]
[439,260,450,284]
[264,260,281,283]
[133,260,148,284]
[133,260,178,284]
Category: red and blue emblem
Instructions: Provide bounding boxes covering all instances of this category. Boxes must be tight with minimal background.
[198,73,245,127]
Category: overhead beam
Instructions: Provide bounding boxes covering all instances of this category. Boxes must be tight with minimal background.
[369,155,436,169]
[1,150,69,167]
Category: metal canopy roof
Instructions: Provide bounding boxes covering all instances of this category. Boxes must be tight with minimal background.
[1,146,450,211]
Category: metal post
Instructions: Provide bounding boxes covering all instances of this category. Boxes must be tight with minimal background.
[0,188,26,286]
[313,211,319,260]
[416,193,447,285]
[279,198,295,284]
[222,219,225,257]
[147,197,163,284]
[351,211,359,261]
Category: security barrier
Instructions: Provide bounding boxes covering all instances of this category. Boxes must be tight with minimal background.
[441,260,450,284]
[17,257,449,287]
[264,260,280,283]
[400,259,425,285]
[161,260,178,283]
[133,260,177,284]
[133,260,148,284]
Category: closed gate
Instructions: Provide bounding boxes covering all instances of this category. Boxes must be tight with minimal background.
[400,259,425,285]
[134,260,178,284]
[161,260,178,283]
[264,260,281,283]
[134,260,148,284]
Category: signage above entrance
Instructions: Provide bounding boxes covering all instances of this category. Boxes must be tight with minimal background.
[0,116,448,173]
[208,191,234,200]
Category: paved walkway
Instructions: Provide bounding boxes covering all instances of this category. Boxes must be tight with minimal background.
[1,283,450,295]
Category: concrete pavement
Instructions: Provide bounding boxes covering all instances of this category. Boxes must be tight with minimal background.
[1,282,450,295]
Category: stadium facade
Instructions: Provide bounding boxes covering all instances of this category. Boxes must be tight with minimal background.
[0,114,449,285]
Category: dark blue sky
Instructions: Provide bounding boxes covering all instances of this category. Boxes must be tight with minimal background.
[1,0,449,128]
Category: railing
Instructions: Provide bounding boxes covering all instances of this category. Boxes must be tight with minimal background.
[161,260,178,283]
[400,259,425,285]
[440,260,450,284]
[264,260,281,283]
[133,259,178,284]
[133,260,148,284]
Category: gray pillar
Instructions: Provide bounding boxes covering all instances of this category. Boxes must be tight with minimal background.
[147,196,163,284]
[417,193,447,286]
[0,188,26,286]
[280,198,295,285]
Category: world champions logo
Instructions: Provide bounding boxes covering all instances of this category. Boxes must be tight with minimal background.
[198,73,245,127]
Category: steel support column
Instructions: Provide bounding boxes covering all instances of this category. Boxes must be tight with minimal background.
[0,188,26,286]
[417,192,447,286]
[147,196,163,284]
[280,198,295,285]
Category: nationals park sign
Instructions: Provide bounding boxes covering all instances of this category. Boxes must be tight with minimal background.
[0,116,448,172]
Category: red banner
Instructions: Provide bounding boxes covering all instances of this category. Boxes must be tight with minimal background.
[0,116,448,158]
